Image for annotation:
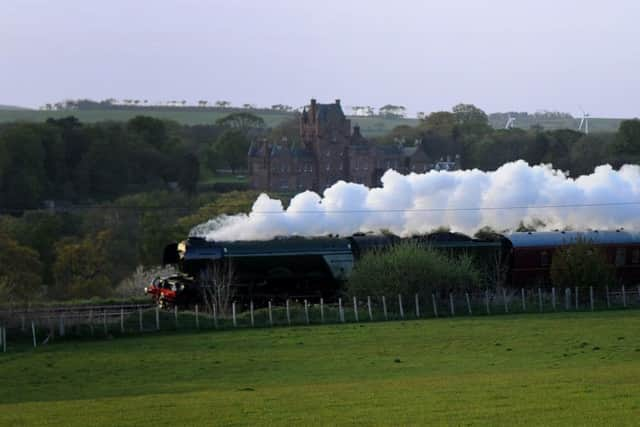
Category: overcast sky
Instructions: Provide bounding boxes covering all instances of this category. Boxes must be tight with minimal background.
[2,0,639,117]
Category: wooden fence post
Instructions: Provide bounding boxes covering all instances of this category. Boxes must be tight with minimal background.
[575,287,579,310]
[538,288,543,312]
[249,301,254,327]
[605,285,611,309]
[521,288,526,312]
[138,307,143,332]
[449,293,455,316]
[59,315,65,337]
[552,287,557,311]
[415,294,420,318]
[353,297,359,322]
[89,309,94,336]
[213,303,218,329]
[304,300,310,324]
[232,302,237,327]
[503,289,509,313]
[382,296,388,320]
[338,298,344,323]
[174,306,178,329]
[319,298,324,324]
[465,292,472,315]
[120,308,124,334]
[564,288,570,311]
[268,301,273,326]
[622,285,627,308]
[367,296,373,321]
[286,299,291,325]
[155,306,160,331]
[195,304,200,329]
[485,290,490,315]
[103,310,107,335]
[589,286,594,311]
[31,321,37,348]
[432,294,438,318]
[398,295,404,319]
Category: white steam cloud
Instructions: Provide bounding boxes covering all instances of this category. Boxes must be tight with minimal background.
[193,161,640,241]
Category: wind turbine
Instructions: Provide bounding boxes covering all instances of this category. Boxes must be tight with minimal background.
[505,115,516,129]
[578,107,590,134]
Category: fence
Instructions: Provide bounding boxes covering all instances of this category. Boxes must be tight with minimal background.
[1,286,640,353]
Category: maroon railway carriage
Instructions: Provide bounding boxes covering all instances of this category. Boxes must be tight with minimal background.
[506,230,640,287]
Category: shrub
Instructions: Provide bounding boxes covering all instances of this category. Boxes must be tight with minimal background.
[550,237,614,288]
[346,241,481,297]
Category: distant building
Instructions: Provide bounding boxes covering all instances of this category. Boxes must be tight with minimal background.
[248,99,460,192]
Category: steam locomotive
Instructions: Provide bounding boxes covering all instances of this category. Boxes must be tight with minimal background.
[145,230,640,309]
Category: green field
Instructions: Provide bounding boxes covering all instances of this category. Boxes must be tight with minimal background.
[1,310,639,426]
[0,108,417,137]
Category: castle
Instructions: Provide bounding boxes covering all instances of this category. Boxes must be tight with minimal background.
[248,99,459,192]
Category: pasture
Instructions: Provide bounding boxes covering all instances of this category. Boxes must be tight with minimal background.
[1,310,639,425]
[0,108,417,137]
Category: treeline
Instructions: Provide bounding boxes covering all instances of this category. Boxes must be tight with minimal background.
[379,104,640,176]
[0,113,273,210]
[0,112,272,305]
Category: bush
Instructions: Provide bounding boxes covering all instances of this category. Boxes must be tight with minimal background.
[346,241,481,297]
[550,237,614,288]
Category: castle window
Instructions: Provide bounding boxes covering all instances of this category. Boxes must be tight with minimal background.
[615,248,626,266]
[326,150,331,157]
[339,164,343,171]
[632,248,640,264]
[326,164,330,171]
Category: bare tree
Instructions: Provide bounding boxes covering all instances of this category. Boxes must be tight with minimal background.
[199,261,235,317]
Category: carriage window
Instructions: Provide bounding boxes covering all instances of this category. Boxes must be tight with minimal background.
[632,249,640,264]
[540,251,550,266]
[615,248,626,266]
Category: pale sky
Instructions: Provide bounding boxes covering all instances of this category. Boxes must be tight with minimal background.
[2,0,639,117]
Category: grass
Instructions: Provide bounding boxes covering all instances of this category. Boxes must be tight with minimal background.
[1,311,639,426]
[0,107,626,135]
[0,108,417,137]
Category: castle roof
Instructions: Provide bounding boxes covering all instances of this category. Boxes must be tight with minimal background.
[315,102,345,125]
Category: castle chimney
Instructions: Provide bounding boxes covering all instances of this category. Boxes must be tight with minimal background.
[310,98,317,120]
[335,99,341,106]
[353,125,361,137]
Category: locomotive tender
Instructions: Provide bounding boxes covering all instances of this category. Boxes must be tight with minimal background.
[146,230,640,309]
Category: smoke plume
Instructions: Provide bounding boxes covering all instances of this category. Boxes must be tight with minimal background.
[193,161,640,241]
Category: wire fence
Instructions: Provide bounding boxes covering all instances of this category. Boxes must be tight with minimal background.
[1,285,640,353]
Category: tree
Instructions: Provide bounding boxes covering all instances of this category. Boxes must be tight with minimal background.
[215,112,265,134]
[378,104,406,118]
[347,241,481,297]
[126,116,169,150]
[614,119,640,154]
[210,129,250,174]
[53,230,114,299]
[177,153,200,195]
[0,123,47,209]
[570,134,613,176]
[422,111,457,137]
[452,103,491,136]
[0,232,42,306]
[215,100,231,108]
[550,237,614,289]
